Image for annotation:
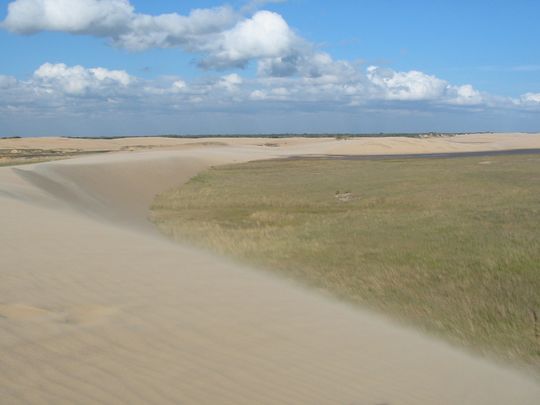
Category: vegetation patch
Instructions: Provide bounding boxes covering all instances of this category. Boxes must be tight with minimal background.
[0,148,108,167]
[151,154,540,369]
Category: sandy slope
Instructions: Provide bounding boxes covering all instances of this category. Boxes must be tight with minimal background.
[1,135,540,404]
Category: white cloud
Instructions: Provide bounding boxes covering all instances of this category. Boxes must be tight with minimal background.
[2,0,134,34]
[2,1,302,70]
[250,89,267,100]
[1,61,539,136]
[0,61,520,117]
[112,6,237,51]
[0,2,538,134]
[88,67,131,85]
[0,75,17,89]
[2,1,300,69]
[218,73,243,91]
[256,50,357,79]
[520,92,540,104]
[1,0,237,46]
[446,84,483,105]
[364,66,487,106]
[0,0,536,115]
[171,80,187,92]
[199,11,297,68]
[272,87,289,96]
[366,66,448,101]
[33,63,132,95]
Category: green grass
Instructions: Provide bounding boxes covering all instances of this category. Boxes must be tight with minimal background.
[151,154,540,369]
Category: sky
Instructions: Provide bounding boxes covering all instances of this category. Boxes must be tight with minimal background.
[0,0,539,136]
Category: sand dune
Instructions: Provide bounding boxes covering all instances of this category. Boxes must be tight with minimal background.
[1,135,540,404]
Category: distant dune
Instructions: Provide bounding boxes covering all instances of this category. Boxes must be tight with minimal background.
[1,133,540,404]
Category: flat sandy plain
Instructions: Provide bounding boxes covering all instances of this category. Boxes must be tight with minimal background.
[1,133,540,404]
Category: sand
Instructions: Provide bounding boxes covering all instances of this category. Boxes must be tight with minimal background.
[1,133,540,404]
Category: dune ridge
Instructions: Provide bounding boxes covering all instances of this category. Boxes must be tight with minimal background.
[1,135,540,404]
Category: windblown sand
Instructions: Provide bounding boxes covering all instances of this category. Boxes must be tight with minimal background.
[1,133,540,404]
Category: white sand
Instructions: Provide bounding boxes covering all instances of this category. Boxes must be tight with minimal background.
[1,134,540,404]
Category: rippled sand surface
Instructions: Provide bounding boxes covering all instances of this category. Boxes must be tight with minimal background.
[1,133,539,404]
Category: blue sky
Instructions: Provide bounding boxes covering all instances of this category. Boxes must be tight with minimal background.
[0,0,539,136]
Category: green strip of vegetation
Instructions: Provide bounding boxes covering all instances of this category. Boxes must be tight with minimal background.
[151,154,540,370]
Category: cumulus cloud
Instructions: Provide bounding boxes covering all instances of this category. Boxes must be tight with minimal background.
[171,80,187,93]
[520,92,540,104]
[111,6,237,51]
[199,11,297,68]
[0,62,253,115]
[0,75,17,89]
[2,0,135,35]
[363,66,487,107]
[0,1,348,76]
[33,63,132,95]
[2,2,539,136]
[257,50,358,81]
[445,84,483,105]
[366,66,448,101]
[1,0,300,69]
[1,61,539,137]
[249,89,267,100]
[0,0,535,114]
[218,73,243,91]
[0,60,517,120]
[249,86,292,101]
[0,2,536,120]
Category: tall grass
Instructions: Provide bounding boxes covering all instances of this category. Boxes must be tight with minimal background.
[151,155,540,369]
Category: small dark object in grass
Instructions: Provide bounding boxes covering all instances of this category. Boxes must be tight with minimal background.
[532,309,539,342]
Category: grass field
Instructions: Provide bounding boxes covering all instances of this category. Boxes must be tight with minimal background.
[151,154,540,369]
